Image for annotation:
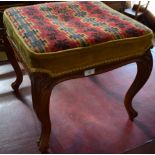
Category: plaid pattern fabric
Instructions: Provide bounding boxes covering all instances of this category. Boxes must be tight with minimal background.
[5,1,149,53]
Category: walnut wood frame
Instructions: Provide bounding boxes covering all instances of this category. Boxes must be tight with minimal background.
[3,28,153,153]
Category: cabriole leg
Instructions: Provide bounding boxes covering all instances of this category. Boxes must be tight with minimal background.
[124,51,153,121]
[31,73,53,153]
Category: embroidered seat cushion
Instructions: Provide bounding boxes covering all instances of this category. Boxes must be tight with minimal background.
[3,1,153,77]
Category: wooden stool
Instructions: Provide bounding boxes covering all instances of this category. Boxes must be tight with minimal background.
[3,1,153,153]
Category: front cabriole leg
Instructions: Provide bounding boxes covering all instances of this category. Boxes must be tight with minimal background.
[30,72,54,153]
[124,50,153,121]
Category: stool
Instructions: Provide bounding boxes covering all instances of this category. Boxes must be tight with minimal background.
[3,1,153,153]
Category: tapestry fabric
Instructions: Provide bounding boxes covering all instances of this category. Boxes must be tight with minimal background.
[3,2,153,77]
[4,1,151,53]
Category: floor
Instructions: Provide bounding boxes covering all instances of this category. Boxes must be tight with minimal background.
[0,48,155,153]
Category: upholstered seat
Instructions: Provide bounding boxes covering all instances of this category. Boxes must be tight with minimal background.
[4,1,153,77]
[3,1,154,153]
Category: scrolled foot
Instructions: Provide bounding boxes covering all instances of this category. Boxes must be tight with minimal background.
[37,131,50,153]
[125,105,138,121]
[129,110,138,121]
[11,81,21,92]
[37,140,49,153]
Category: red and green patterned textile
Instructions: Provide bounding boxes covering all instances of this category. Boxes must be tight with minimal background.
[4,1,151,53]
